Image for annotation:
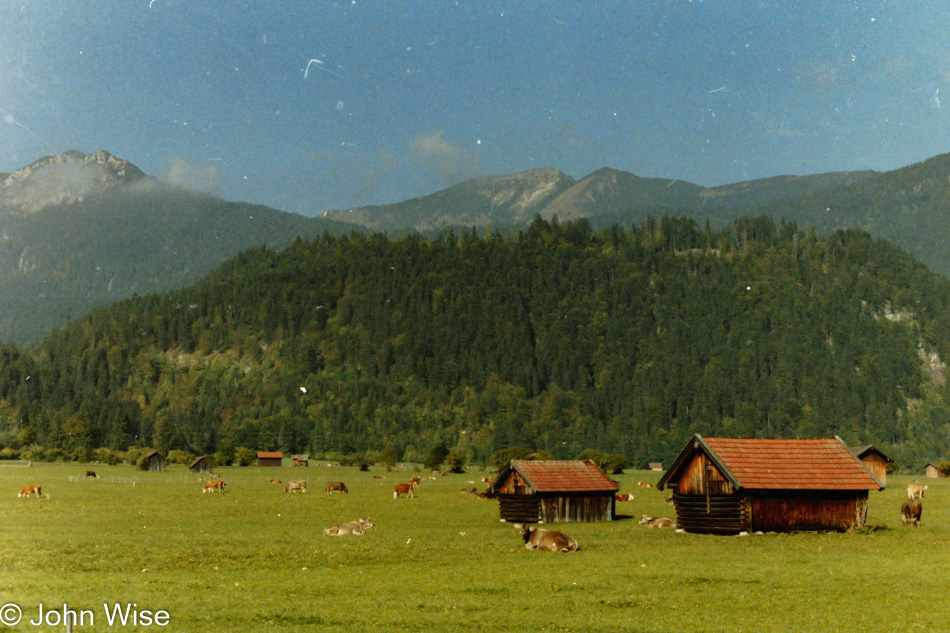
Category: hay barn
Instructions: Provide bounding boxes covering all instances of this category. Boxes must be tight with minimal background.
[925,462,946,478]
[188,455,212,473]
[649,462,663,471]
[144,450,165,472]
[291,454,309,467]
[489,460,619,523]
[658,435,883,534]
[849,445,892,486]
[257,451,283,467]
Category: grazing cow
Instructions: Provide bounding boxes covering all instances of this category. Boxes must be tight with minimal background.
[18,485,41,497]
[516,524,579,552]
[637,481,654,488]
[269,478,282,484]
[393,482,415,498]
[203,480,225,493]
[86,470,100,479]
[639,514,674,528]
[324,517,374,536]
[325,481,348,494]
[285,480,308,493]
[907,481,927,499]
[615,493,634,502]
[901,498,923,526]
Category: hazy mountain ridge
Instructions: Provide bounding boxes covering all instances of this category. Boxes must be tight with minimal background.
[322,165,879,232]
[0,150,353,345]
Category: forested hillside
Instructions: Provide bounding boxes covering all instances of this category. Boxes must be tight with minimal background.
[1,216,949,469]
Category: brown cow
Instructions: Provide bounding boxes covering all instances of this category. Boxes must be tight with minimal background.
[203,480,225,493]
[325,481,348,494]
[615,493,634,502]
[516,524,579,552]
[18,484,41,498]
[639,514,674,528]
[86,470,100,479]
[901,498,923,526]
[393,482,415,498]
[268,478,282,484]
[409,476,422,486]
[637,481,654,488]
[324,517,374,536]
[285,480,308,493]
[482,477,494,485]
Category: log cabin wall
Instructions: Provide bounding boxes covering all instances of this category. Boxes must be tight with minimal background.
[539,494,613,523]
[672,492,749,534]
[497,471,531,495]
[860,455,887,486]
[750,491,869,532]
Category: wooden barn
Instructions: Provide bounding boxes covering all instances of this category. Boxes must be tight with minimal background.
[144,450,165,472]
[291,454,309,467]
[256,451,283,467]
[925,462,947,478]
[649,462,664,471]
[849,445,892,486]
[188,455,212,473]
[657,435,883,534]
[489,460,620,523]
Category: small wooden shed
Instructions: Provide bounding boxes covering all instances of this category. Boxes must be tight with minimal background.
[849,445,892,486]
[291,454,309,467]
[144,450,165,472]
[188,455,212,474]
[256,451,283,467]
[658,435,883,534]
[489,459,619,523]
[925,462,947,478]
[649,462,664,471]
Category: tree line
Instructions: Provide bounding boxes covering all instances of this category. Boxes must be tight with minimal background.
[1,215,950,470]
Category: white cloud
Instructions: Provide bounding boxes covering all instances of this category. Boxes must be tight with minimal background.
[162,157,221,193]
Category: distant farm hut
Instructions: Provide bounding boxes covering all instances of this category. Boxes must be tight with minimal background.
[489,460,620,523]
[291,454,310,467]
[649,462,664,471]
[257,451,284,467]
[849,445,892,486]
[657,435,883,534]
[144,450,165,472]
[925,462,947,479]
[188,455,212,474]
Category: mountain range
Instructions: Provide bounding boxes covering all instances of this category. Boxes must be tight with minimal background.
[4,148,950,345]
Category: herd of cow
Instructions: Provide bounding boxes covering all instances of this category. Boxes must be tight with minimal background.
[13,472,938,548]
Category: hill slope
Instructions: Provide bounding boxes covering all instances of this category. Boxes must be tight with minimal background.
[0,150,349,344]
[2,216,949,469]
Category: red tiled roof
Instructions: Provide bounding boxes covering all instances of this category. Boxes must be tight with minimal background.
[703,437,882,490]
[256,452,284,459]
[512,460,620,493]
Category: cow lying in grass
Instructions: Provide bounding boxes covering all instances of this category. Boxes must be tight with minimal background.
[901,498,922,526]
[324,517,374,536]
[203,480,225,493]
[515,524,579,552]
[639,514,674,528]
[18,485,41,497]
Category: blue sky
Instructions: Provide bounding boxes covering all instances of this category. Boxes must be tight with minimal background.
[2,1,950,217]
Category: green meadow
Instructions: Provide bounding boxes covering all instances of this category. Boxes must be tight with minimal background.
[1,463,948,633]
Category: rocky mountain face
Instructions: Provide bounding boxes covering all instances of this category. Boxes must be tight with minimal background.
[0,150,148,215]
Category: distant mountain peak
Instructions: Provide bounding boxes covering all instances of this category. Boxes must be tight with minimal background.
[0,149,148,215]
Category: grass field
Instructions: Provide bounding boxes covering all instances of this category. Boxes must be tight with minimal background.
[1,463,948,633]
